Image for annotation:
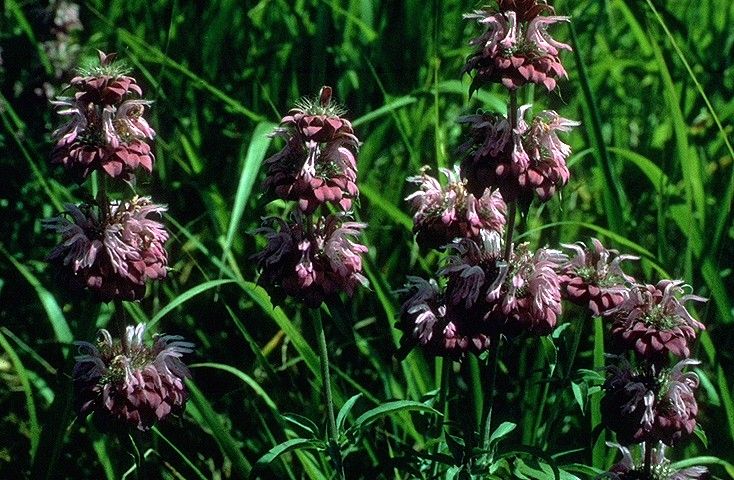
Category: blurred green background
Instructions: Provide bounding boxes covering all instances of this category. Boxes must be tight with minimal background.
[1,0,733,478]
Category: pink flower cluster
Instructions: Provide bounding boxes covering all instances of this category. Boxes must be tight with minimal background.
[264,86,359,214]
[405,166,506,249]
[44,196,169,301]
[560,238,638,316]
[399,235,566,357]
[73,323,193,431]
[253,214,368,308]
[602,359,701,447]
[607,280,706,363]
[51,51,155,181]
[459,106,578,203]
[255,87,368,306]
[463,3,571,92]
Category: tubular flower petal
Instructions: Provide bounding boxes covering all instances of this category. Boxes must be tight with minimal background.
[406,165,506,249]
[50,51,154,181]
[264,86,360,214]
[463,5,571,92]
[397,276,494,358]
[44,197,169,301]
[560,238,638,316]
[252,213,368,307]
[512,107,580,201]
[459,107,578,203]
[493,243,566,335]
[601,359,701,446]
[73,323,193,431]
[607,280,706,362]
[458,112,516,201]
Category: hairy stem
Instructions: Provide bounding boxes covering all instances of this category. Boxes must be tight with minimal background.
[480,336,502,454]
[313,308,345,480]
[644,440,653,478]
[503,89,519,261]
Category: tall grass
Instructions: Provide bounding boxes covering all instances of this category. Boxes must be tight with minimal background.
[1,0,733,478]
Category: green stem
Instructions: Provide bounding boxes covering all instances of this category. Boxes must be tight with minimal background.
[480,337,502,454]
[312,308,345,480]
[113,299,128,344]
[503,89,518,261]
[129,431,147,480]
[644,440,653,478]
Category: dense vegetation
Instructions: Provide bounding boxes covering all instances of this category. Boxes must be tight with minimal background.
[1,0,733,478]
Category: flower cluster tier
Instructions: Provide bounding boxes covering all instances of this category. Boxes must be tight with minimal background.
[51,51,156,182]
[73,324,193,431]
[255,86,368,308]
[44,196,169,302]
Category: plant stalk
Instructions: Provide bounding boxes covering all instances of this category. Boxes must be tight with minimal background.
[644,440,653,478]
[503,89,519,261]
[313,308,345,480]
[480,336,502,454]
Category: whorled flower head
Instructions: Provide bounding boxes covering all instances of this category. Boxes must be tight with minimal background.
[463,3,571,92]
[512,105,580,201]
[560,238,638,316]
[601,359,701,446]
[607,280,706,362]
[73,323,193,431]
[51,50,155,181]
[405,165,506,250]
[600,442,709,479]
[458,111,515,201]
[459,106,578,203]
[252,213,368,307]
[397,276,494,358]
[492,242,566,335]
[44,196,169,301]
[264,86,360,214]
[441,232,508,314]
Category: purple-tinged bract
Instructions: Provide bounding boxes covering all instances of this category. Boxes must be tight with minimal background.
[73,323,193,431]
[560,238,638,316]
[458,112,515,201]
[493,243,566,335]
[398,276,494,358]
[44,196,169,301]
[601,359,700,446]
[406,165,506,250]
[607,280,706,362]
[264,86,360,214]
[512,106,579,201]
[459,107,578,203]
[463,4,571,92]
[252,213,368,307]
[50,51,155,181]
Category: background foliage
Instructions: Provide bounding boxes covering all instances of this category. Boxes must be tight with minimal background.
[1,0,733,478]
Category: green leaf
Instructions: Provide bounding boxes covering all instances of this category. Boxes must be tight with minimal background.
[488,422,517,447]
[351,400,441,431]
[186,380,252,477]
[152,427,209,480]
[336,393,362,433]
[1,247,72,345]
[352,96,417,128]
[190,363,278,412]
[148,279,236,329]
[253,438,323,470]
[218,121,277,277]
[0,330,40,460]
